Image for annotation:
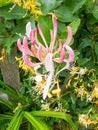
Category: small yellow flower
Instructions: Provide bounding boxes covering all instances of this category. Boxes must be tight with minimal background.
[66,79,71,88]
[79,114,91,128]
[47,91,53,98]
[41,103,50,111]
[70,66,79,76]
[95,100,98,105]
[92,83,98,98]
[12,0,42,16]
[15,56,34,73]
[75,84,88,98]
[12,0,21,6]
[52,87,61,98]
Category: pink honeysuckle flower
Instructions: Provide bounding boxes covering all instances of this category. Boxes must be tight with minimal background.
[17,16,74,99]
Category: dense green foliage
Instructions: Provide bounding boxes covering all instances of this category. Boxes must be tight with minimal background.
[0,0,98,130]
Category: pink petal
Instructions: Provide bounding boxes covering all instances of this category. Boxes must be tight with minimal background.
[38,45,42,61]
[23,36,33,56]
[44,53,54,72]
[58,39,63,52]
[65,45,74,63]
[38,23,48,48]
[49,16,57,52]
[26,22,31,39]
[34,29,46,50]
[49,29,54,52]
[54,47,65,63]
[63,26,72,46]
[23,52,34,67]
[17,39,23,52]
[23,52,43,68]
[31,45,37,57]
[30,29,37,45]
[52,16,57,40]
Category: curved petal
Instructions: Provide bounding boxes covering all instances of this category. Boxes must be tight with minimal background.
[23,52,43,68]
[30,29,37,45]
[26,22,31,39]
[23,36,33,56]
[22,52,34,67]
[52,16,57,41]
[49,29,54,51]
[54,47,65,63]
[65,45,74,63]
[38,23,48,48]
[38,45,42,61]
[63,26,72,46]
[17,39,23,52]
[49,16,57,52]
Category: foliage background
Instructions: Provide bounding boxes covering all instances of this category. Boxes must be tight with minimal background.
[0,0,98,130]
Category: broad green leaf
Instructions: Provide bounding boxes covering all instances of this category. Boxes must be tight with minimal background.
[72,0,86,14]
[77,58,91,66]
[0,99,14,110]
[85,0,94,13]
[40,0,62,14]
[1,35,19,53]
[69,18,81,35]
[0,5,27,20]
[24,111,49,130]
[31,111,78,130]
[87,7,98,25]
[78,38,92,50]
[92,9,98,20]
[7,107,23,130]
[54,6,78,22]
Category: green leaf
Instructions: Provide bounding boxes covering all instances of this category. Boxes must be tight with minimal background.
[0,114,12,120]
[54,6,78,22]
[92,8,98,20]
[77,58,91,66]
[0,4,27,20]
[78,38,92,50]
[69,18,81,35]
[85,0,94,13]
[87,8,98,25]
[0,0,11,7]
[7,107,23,130]
[0,80,19,99]
[31,111,78,130]
[41,0,62,14]
[38,16,53,44]
[72,0,86,14]
[95,42,98,59]
[24,111,49,130]
[0,98,14,110]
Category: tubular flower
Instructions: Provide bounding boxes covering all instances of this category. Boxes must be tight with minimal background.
[17,16,74,99]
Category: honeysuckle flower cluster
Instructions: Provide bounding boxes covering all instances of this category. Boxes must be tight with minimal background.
[79,114,98,128]
[17,16,74,99]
